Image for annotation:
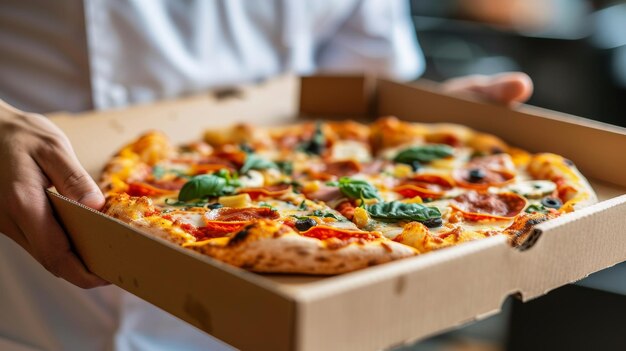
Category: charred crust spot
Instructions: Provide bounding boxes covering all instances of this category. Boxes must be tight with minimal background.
[228,225,253,246]
[325,239,348,250]
[367,259,378,266]
[296,249,310,256]
[314,256,329,262]
[508,214,552,248]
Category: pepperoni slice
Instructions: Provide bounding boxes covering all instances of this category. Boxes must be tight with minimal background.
[308,160,362,180]
[126,182,177,197]
[190,207,280,240]
[196,221,248,240]
[451,191,527,221]
[205,207,280,222]
[300,225,380,242]
[467,154,515,171]
[394,174,454,199]
[175,221,247,240]
[324,160,362,177]
[453,168,515,190]
[238,184,292,200]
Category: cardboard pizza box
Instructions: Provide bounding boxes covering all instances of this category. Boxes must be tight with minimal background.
[46,75,626,351]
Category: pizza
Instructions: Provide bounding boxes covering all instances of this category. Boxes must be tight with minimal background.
[99,116,597,274]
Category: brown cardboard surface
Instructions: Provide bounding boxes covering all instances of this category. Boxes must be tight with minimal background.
[47,75,626,351]
[51,75,299,179]
[299,75,375,118]
[46,190,296,351]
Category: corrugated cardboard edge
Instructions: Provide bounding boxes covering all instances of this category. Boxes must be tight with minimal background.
[46,189,297,351]
[288,196,626,351]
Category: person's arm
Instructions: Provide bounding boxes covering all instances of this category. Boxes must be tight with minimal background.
[0,99,108,288]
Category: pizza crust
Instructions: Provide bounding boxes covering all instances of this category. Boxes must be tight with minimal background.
[184,220,417,274]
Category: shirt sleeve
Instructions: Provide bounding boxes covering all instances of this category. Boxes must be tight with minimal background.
[315,0,425,81]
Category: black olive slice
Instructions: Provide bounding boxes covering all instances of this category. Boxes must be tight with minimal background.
[295,218,317,231]
[468,168,486,183]
[541,197,563,209]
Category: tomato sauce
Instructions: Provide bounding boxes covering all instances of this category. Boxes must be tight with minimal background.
[452,191,526,221]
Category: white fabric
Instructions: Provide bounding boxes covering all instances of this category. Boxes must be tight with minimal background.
[0,1,423,350]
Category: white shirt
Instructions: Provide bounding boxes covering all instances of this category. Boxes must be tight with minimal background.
[0,0,423,113]
[0,1,423,350]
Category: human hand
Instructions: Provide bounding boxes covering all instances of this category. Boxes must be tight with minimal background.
[441,72,534,106]
[0,99,108,288]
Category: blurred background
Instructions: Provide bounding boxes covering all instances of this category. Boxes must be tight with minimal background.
[402,1,626,350]
[411,0,626,127]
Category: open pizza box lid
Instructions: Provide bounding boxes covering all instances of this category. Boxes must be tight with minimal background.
[47,75,626,351]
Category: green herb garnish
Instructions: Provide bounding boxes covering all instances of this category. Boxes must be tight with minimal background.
[178,171,239,201]
[275,160,294,175]
[525,204,549,214]
[393,144,454,165]
[366,201,441,223]
[311,210,341,220]
[240,154,277,174]
[337,177,381,201]
[259,202,277,211]
[152,165,190,179]
[300,121,325,155]
[298,200,308,210]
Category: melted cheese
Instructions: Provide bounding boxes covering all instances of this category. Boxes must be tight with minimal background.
[330,140,372,162]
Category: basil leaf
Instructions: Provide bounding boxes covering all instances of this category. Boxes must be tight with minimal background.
[240,154,277,174]
[275,160,293,175]
[178,174,235,201]
[366,201,441,223]
[393,144,454,165]
[337,177,381,200]
[300,121,325,155]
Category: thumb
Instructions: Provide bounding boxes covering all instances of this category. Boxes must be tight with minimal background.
[442,72,534,105]
[34,139,105,210]
[472,72,534,105]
